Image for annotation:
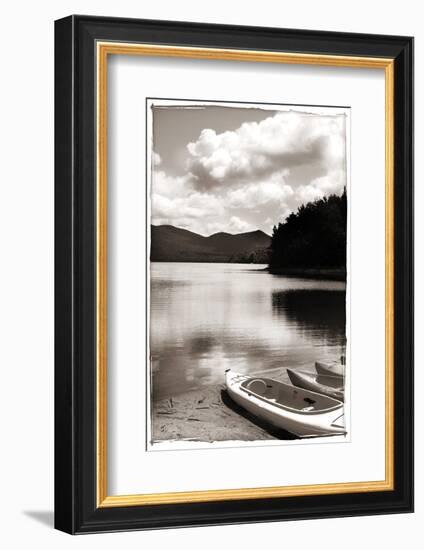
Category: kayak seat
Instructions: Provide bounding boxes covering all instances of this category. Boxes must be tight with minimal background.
[245,379,267,396]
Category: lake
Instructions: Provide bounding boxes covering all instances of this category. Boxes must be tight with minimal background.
[150,262,347,401]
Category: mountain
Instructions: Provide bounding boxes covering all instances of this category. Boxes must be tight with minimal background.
[150,225,271,263]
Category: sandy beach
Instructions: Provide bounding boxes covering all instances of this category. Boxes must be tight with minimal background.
[151,367,301,444]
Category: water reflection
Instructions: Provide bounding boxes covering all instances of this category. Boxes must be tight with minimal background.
[150,263,346,400]
[272,289,346,346]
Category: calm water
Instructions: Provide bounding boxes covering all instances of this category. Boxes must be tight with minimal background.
[150,263,346,400]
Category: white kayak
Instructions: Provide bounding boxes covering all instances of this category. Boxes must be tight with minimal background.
[287,369,344,402]
[315,361,345,379]
[225,370,345,438]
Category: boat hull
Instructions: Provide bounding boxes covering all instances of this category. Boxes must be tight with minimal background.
[287,368,344,402]
[315,361,344,378]
[225,371,345,438]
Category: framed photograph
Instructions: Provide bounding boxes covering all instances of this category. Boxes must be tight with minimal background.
[55,15,413,533]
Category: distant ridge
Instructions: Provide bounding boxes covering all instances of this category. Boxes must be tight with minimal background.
[150,224,271,263]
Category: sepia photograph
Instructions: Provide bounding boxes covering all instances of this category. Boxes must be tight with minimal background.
[147,99,349,449]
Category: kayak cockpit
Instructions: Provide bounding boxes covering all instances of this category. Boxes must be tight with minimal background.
[240,377,342,414]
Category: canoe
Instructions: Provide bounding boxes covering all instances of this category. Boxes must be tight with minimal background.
[287,369,344,402]
[225,369,345,438]
[315,361,345,378]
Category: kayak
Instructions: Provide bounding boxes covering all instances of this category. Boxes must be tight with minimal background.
[287,368,344,402]
[225,369,346,438]
[315,361,345,378]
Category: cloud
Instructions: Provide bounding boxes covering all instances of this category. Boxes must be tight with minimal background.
[151,170,193,199]
[151,109,347,235]
[228,216,254,233]
[186,111,346,190]
[151,179,227,235]
[152,151,162,167]
[227,171,292,209]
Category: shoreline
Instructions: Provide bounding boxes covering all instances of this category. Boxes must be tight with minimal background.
[151,367,302,445]
[267,266,346,281]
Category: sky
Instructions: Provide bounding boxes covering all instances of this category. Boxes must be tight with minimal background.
[150,103,347,236]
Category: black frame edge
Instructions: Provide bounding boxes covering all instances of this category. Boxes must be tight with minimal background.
[54,15,77,534]
[393,35,414,514]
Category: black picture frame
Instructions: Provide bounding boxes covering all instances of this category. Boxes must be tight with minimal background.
[55,15,414,534]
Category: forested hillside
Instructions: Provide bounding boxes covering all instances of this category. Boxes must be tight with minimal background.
[269,190,347,272]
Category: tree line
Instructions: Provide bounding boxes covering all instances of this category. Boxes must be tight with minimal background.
[269,189,347,270]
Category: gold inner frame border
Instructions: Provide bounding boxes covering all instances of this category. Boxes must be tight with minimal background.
[96,42,394,508]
